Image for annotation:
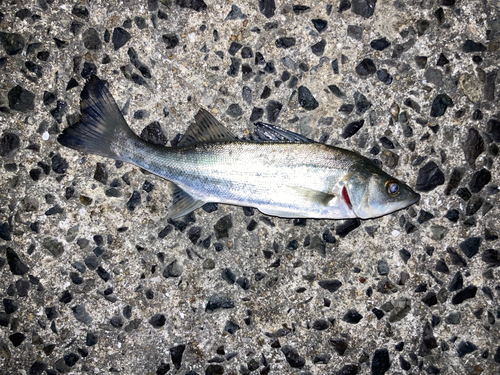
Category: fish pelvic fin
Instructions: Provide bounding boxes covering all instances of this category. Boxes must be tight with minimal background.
[57,75,137,160]
[168,184,206,219]
[177,109,237,147]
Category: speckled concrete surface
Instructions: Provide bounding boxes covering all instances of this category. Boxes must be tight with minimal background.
[1,0,499,374]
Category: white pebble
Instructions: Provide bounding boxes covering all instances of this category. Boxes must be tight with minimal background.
[42,132,49,141]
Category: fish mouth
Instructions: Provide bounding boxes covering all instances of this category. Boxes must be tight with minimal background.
[409,192,421,205]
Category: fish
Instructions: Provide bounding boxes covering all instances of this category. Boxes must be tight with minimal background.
[57,76,420,220]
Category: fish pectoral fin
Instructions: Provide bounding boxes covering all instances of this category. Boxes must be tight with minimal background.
[289,187,335,206]
[168,184,206,219]
[252,122,315,143]
[176,109,237,147]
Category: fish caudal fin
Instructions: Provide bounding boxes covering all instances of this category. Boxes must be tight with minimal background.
[57,75,135,160]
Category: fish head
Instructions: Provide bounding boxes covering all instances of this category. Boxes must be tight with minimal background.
[344,163,420,219]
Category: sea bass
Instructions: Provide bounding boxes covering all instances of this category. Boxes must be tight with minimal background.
[58,76,420,220]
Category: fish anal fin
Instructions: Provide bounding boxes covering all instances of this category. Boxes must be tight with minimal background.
[177,109,236,147]
[168,184,206,219]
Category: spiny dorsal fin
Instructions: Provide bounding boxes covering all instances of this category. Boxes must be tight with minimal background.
[176,109,236,147]
[168,184,206,219]
[252,122,315,143]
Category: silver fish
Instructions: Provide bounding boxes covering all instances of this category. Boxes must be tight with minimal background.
[58,76,420,220]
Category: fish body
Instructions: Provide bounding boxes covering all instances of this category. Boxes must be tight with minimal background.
[58,76,420,220]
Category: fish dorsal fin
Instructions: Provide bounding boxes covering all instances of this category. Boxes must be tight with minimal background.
[252,122,315,143]
[177,109,236,147]
[168,184,206,219]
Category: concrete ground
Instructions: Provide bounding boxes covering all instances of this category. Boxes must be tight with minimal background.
[0,0,499,374]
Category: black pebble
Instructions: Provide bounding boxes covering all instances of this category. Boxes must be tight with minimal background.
[372,308,385,320]
[177,0,207,12]
[463,40,486,53]
[205,294,234,312]
[312,19,328,33]
[371,348,390,375]
[417,210,434,224]
[335,219,360,237]
[347,25,363,41]
[163,260,182,278]
[435,259,449,274]
[457,341,478,357]
[486,119,500,141]
[415,55,427,69]
[370,37,391,50]
[456,187,471,201]
[112,28,130,50]
[149,313,166,328]
[355,58,376,77]
[430,94,453,117]
[330,338,348,355]
[201,203,217,214]
[224,320,240,334]
[463,128,484,168]
[170,344,186,370]
[214,215,232,239]
[422,292,437,307]
[341,120,364,139]
[399,248,411,263]
[351,0,377,18]
[451,285,477,304]
[331,58,339,74]
[275,37,296,49]
[416,161,445,192]
[459,237,481,258]
[140,122,168,145]
[297,86,319,110]
[227,57,241,77]
[312,319,329,330]
[465,195,483,216]
[469,168,491,193]
[377,259,389,275]
[93,163,107,184]
[281,345,305,368]
[250,107,264,121]
[96,266,111,281]
[448,271,463,292]
[311,39,326,56]
[8,85,35,112]
[328,85,346,99]
[266,100,282,122]
[436,53,449,66]
[482,249,500,268]
[0,32,25,55]
[9,332,26,347]
[82,28,101,50]
[377,69,393,85]
[127,191,141,211]
[319,279,342,293]
[3,298,18,314]
[292,5,310,14]
[354,92,371,114]
[342,309,362,324]
[228,42,242,56]
[6,247,29,275]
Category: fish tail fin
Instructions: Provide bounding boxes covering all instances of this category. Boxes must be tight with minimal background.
[57,75,136,160]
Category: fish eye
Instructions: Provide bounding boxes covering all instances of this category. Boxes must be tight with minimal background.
[386,181,400,196]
